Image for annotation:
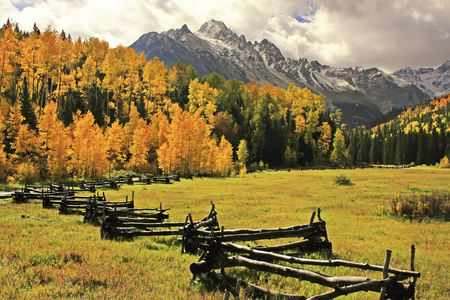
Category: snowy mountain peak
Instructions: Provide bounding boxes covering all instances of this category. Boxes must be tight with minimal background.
[164,24,194,41]
[197,19,239,43]
[437,60,450,72]
[180,24,192,34]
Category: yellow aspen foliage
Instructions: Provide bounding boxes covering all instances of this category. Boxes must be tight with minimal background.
[5,103,24,144]
[259,84,285,101]
[77,55,96,94]
[244,82,260,102]
[69,111,108,178]
[295,114,306,134]
[201,138,217,175]
[439,156,450,168]
[102,45,140,120]
[19,36,40,97]
[123,103,141,154]
[12,123,41,162]
[54,34,74,102]
[157,143,173,175]
[46,130,69,179]
[216,136,233,176]
[38,101,70,179]
[10,123,43,182]
[0,98,10,128]
[105,120,126,171]
[157,108,214,174]
[143,57,169,113]
[128,119,151,173]
[188,78,218,125]
[236,139,248,169]
[147,110,170,170]
[317,122,332,157]
[0,142,11,182]
[149,109,170,147]
[36,28,61,106]
[0,23,19,94]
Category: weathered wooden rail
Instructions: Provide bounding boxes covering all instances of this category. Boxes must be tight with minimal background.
[101,203,219,241]
[191,243,420,300]
[182,209,331,255]
[83,195,134,225]
[100,202,172,240]
[12,187,75,203]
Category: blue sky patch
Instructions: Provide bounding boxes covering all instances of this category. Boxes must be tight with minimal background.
[294,15,312,23]
[12,1,34,12]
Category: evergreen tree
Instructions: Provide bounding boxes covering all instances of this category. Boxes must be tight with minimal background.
[330,129,349,165]
[264,116,287,168]
[427,130,440,164]
[395,131,405,164]
[369,127,382,164]
[383,136,390,165]
[417,129,426,165]
[19,77,37,130]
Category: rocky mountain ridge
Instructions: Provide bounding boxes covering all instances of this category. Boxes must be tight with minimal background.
[131,20,431,125]
[393,61,450,99]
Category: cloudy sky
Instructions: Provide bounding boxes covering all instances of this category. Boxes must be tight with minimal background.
[2,0,449,73]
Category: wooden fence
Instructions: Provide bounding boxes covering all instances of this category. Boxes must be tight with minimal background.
[3,182,420,299]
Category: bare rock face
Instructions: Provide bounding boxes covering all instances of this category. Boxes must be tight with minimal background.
[131,19,430,126]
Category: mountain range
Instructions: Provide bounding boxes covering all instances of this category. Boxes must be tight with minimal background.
[131,20,449,125]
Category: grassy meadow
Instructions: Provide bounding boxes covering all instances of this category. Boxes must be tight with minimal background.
[1,166,449,299]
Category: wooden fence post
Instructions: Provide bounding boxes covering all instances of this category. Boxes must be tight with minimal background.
[411,244,416,300]
[379,250,392,300]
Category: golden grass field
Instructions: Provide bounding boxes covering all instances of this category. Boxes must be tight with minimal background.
[1,166,449,299]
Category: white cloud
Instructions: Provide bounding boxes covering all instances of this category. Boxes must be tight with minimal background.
[1,0,449,73]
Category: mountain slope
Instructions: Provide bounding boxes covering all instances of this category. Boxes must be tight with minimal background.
[130,20,429,125]
[393,61,450,99]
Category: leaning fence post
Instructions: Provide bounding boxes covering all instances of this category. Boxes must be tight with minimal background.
[181,215,189,254]
[223,290,230,300]
[309,211,316,226]
[379,250,392,300]
[411,244,416,300]
[235,278,242,300]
